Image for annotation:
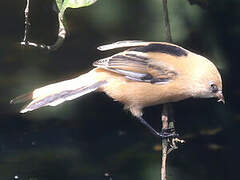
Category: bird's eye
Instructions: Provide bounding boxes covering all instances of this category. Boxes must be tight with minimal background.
[210,83,218,93]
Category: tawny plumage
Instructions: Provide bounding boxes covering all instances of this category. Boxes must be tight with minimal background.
[11,41,224,137]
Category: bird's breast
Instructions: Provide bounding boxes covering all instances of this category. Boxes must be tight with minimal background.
[99,71,190,108]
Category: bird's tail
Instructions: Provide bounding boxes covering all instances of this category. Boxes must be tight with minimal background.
[10,69,107,113]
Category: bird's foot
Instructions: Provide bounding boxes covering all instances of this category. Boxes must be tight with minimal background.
[158,128,179,139]
[137,116,179,139]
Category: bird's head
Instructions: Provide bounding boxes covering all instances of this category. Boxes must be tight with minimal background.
[190,55,224,104]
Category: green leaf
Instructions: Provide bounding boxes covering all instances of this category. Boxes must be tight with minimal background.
[53,0,98,51]
[56,0,64,11]
[56,0,98,14]
[63,0,98,9]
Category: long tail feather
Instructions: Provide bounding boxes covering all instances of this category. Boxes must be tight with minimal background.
[10,92,32,104]
[11,69,107,113]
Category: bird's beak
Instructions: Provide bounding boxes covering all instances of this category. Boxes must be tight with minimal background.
[216,91,225,104]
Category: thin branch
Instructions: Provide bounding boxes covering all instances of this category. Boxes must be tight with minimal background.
[162,0,172,43]
[161,105,169,180]
[160,1,185,177]
[21,0,66,51]
[22,0,30,43]
[161,0,173,180]
[161,103,180,180]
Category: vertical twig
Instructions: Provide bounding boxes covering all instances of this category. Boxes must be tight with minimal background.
[161,0,173,180]
[161,105,169,180]
[161,104,176,180]
[23,0,30,44]
[162,0,172,43]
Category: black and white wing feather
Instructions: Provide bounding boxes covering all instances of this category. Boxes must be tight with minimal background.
[94,42,180,84]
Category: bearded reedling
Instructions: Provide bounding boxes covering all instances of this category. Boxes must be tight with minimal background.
[11,41,224,137]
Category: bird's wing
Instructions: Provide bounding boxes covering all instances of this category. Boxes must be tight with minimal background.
[93,42,185,84]
[97,40,149,51]
[97,40,188,57]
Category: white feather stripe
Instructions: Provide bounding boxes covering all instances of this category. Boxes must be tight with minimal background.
[19,69,105,113]
[32,70,96,100]
[97,40,149,51]
[47,86,98,106]
[20,80,107,113]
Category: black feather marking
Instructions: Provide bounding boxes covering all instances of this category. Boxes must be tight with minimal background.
[150,78,170,84]
[140,73,170,84]
[125,53,149,61]
[131,43,188,57]
[148,64,164,72]
[125,74,170,84]
[140,73,154,80]
[112,55,148,64]
[148,64,178,77]
[106,67,171,84]
[120,70,170,84]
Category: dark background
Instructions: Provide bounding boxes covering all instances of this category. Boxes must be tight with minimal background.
[0,0,239,179]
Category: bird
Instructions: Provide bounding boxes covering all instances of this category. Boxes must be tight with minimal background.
[10,40,224,138]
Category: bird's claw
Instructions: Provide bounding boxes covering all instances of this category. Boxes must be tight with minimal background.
[158,131,179,139]
[158,127,179,139]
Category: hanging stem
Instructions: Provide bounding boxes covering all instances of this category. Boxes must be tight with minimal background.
[21,0,66,51]
[161,104,169,180]
[160,1,185,177]
[161,0,173,180]
[162,0,172,43]
[22,0,30,44]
